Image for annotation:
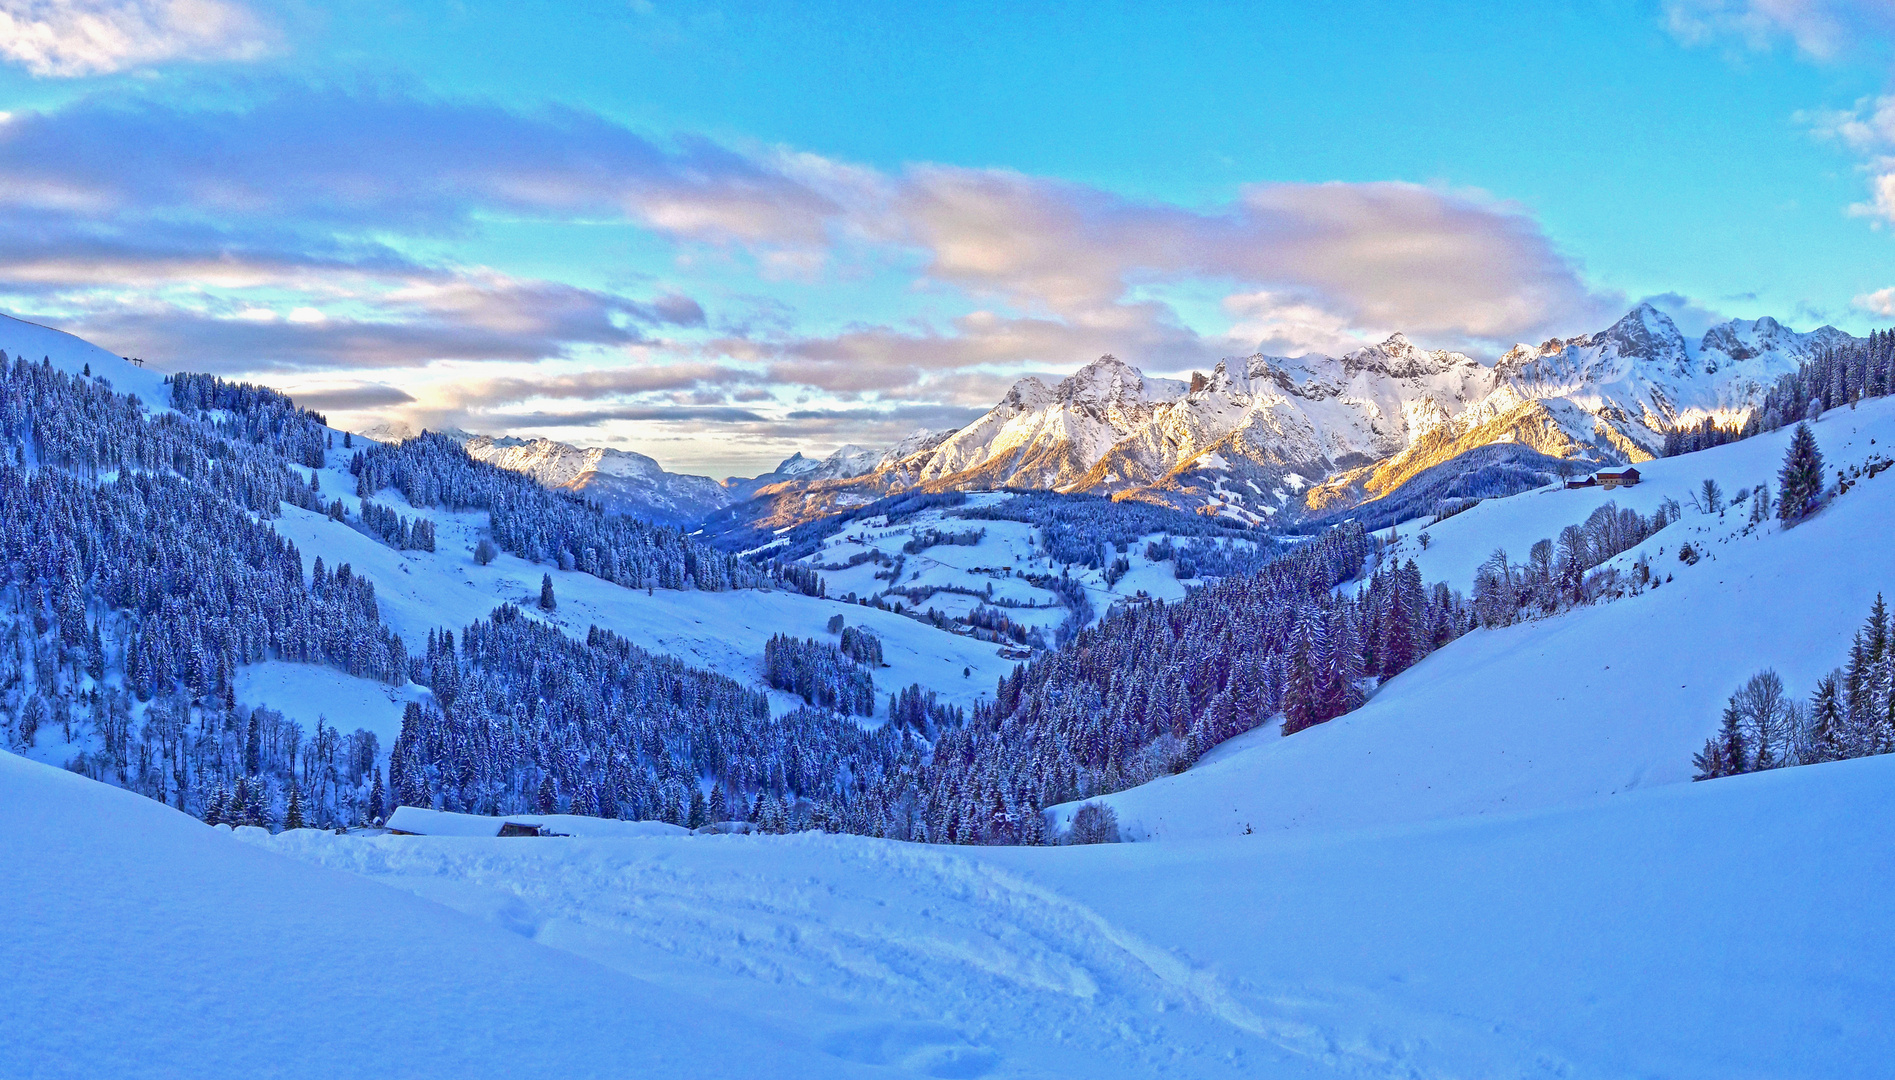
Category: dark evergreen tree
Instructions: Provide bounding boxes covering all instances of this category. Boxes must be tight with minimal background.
[368,767,385,823]
[1778,423,1825,524]
[540,573,557,612]
[686,788,707,829]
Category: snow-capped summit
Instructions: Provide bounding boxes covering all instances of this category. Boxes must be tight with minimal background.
[460,434,732,526]
[747,304,1866,530]
[1602,302,1692,374]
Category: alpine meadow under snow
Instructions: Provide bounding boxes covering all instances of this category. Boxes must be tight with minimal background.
[6,299,1895,1080]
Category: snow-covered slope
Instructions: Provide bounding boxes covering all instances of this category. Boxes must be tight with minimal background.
[1066,396,1895,842]
[264,443,1015,724]
[233,753,1895,1080]
[0,310,170,410]
[0,750,885,1079]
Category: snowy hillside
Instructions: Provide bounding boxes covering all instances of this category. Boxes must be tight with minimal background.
[16,721,1891,1079]
[5,310,1894,1078]
[1064,396,1895,841]
[0,310,170,408]
[0,751,896,1080]
[263,446,1017,723]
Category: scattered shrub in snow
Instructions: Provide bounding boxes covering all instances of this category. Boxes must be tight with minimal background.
[1695,478,1724,515]
[1067,801,1120,844]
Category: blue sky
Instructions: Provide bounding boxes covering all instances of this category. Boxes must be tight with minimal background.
[0,0,1893,475]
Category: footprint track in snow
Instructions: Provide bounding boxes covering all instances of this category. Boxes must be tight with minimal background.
[257,829,1577,1080]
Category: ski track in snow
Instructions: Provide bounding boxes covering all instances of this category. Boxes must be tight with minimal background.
[252,827,1578,1080]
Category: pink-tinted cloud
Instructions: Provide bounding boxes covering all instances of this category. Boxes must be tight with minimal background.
[892,168,1614,345]
[0,0,272,77]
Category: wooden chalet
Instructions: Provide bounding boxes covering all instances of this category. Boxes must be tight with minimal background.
[1565,467,1641,490]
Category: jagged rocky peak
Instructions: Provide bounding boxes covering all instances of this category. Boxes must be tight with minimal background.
[1599,302,1690,367]
[997,375,1056,412]
[772,451,820,477]
[1343,332,1475,379]
[1697,315,1851,363]
[1054,353,1185,408]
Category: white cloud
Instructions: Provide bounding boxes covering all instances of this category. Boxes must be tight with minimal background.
[1220,291,1376,358]
[0,0,271,77]
[1797,96,1895,226]
[1853,286,1895,315]
[888,168,1612,349]
[1661,0,1891,60]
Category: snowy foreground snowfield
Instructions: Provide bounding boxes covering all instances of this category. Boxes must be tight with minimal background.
[8,747,1892,1079]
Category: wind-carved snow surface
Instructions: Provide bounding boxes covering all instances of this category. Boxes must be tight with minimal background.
[0,752,893,1079]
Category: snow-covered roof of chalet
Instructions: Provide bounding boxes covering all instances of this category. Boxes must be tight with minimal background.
[383,805,694,838]
[386,806,521,836]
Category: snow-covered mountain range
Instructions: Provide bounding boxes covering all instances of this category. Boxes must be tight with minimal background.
[733,304,1855,529]
[437,434,883,526]
[295,304,1861,531]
